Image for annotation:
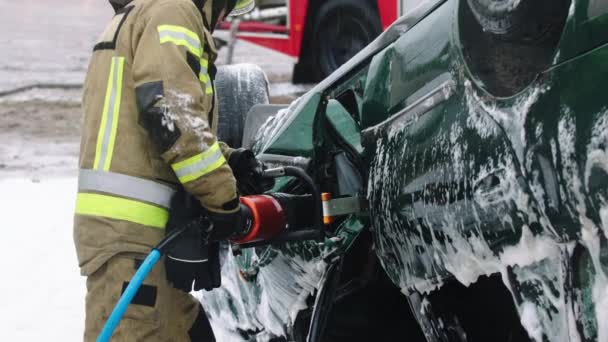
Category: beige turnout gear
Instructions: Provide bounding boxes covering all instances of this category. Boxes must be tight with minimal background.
[75,0,239,339]
[75,0,238,277]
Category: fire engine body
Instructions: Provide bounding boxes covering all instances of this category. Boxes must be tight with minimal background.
[219,0,411,81]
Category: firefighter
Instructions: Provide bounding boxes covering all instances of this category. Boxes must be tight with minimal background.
[73,0,262,340]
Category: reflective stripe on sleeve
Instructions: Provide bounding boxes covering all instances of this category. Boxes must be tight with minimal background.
[171,142,225,183]
[200,58,208,76]
[158,25,202,58]
[94,56,125,171]
[78,169,175,209]
[199,72,213,94]
[75,193,169,229]
[198,58,213,94]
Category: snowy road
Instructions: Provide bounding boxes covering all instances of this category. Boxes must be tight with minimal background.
[0,0,110,94]
[0,178,84,341]
[0,178,239,341]
[0,0,307,102]
[0,0,310,178]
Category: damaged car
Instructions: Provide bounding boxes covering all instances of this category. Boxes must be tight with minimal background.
[205,0,608,340]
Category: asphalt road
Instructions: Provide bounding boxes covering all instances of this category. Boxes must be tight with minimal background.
[0,0,109,94]
[0,0,306,101]
[0,0,311,178]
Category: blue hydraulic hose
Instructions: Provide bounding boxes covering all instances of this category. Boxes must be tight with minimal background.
[97,249,162,342]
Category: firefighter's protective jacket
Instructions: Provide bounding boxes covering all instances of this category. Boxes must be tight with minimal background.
[74,0,238,276]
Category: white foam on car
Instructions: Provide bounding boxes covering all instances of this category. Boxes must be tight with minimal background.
[368,76,608,341]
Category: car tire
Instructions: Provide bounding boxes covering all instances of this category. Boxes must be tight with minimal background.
[312,0,382,80]
[460,0,571,96]
[215,64,270,148]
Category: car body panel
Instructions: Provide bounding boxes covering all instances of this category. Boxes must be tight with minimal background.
[325,99,363,154]
[362,1,454,128]
[253,92,321,158]
[204,0,608,340]
[367,0,522,292]
[557,0,608,63]
[366,1,608,339]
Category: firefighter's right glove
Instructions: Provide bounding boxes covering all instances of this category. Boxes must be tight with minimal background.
[207,203,254,241]
[164,191,221,292]
[228,148,275,195]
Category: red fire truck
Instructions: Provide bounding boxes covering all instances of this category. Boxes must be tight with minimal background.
[219,0,409,82]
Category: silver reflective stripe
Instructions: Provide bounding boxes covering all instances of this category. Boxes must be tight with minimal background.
[78,169,176,209]
[96,57,123,170]
[322,196,361,217]
[173,147,224,180]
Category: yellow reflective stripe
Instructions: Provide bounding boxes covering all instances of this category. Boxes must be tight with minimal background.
[93,60,114,169]
[93,57,125,171]
[179,154,224,183]
[171,142,225,183]
[172,142,221,170]
[205,85,214,95]
[105,58,124,171]
[158,25,200,42]
[158,25,202,57]
[199,58,210,85]
[75,193,168,229]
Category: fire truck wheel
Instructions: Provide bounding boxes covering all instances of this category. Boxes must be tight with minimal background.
[313,0,382,80]
[215,64,270,148]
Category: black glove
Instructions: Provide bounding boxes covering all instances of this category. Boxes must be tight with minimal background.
[207,204,253,241]
[164,191,221,292]
[228,148,275,195]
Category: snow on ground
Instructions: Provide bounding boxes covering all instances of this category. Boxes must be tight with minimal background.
[0,175,249,341]
[0,177,84,341]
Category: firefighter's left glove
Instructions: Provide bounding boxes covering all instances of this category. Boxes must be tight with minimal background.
[228,148,275,195]
[164,191,221,292]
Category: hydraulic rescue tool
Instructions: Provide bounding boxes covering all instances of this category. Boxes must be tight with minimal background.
[98,166,325,342]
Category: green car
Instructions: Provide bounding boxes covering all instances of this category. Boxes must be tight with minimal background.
[206,0,608,340]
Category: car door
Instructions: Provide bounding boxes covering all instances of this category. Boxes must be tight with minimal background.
[363,0,525,292]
